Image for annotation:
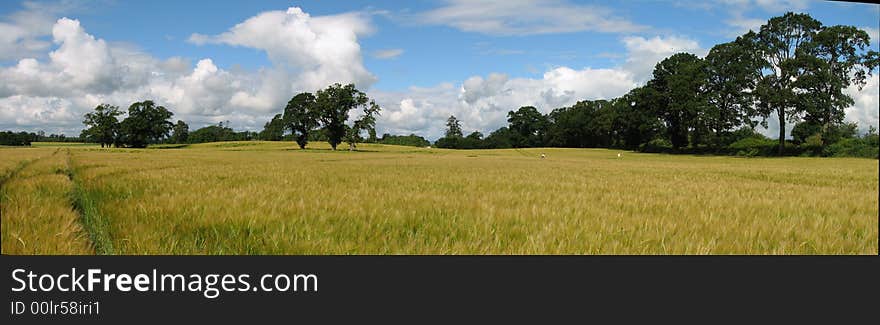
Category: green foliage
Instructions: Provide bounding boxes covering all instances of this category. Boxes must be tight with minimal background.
[483,127,514,149]
[118,100,174,148]
[728,137,778,156]
[545,100,614,148]
[187,121,256,143]
[0,131,36,146]
[82,104,122,148]
[705,35,762,136]
[507,106,547,147]
[378,134,430,147]
[649,52,709,149]
[170,120,189,144]
[315,83,374,150]
[822,130,879,158]
[282,92,319,149]
[258,114,285,141]
[344,100,381,150]
[640,138,673,153]
[445,115,463,138]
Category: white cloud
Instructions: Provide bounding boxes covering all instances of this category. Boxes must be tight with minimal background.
[188,7,376,92]
[622,35,705,82]
[0,7,380,134]
[0,1,59,60]
[372,49,404,59]
[844,74,879,133]
[418,0,645,36]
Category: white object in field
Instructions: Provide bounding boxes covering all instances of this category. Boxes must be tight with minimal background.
[617,153,621,158]
[541,153,546,159]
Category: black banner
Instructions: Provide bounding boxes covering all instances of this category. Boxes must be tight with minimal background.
[3,256,879,323]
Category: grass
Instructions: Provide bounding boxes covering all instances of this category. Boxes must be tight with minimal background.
[0,148,93,254]
[1,141,877,254]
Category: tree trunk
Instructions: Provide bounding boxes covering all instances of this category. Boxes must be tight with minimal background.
[778,108,785,156]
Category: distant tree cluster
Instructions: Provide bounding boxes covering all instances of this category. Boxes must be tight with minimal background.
[434,12,879,158]
[80,100,174,148]
[378,134,431,147]
[0,130,85,146]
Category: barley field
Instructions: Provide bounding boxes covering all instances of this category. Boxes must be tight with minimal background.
[1,141,877,254]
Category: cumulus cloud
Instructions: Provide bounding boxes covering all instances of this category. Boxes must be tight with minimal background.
[188,7,376,92]
[418,0,645,36]
[1,7,380,135]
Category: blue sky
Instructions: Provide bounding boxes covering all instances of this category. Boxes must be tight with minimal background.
[1,0,878,139]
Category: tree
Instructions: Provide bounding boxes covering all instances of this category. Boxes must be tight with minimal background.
[507,106,547,147]
[796,25,878,146]
[705,34,763,142]
[611,87,664,149]
[170,120,189,144]
[259,114,285,141]
[119,100,174,148]
[483,127,514,149]
[344,100,381,150]
[282,92,319,149]
[445,115,463,138]
[315,83,374,150]
[649,53,709,149]
[82,103,122,148]
[752,12,823,155]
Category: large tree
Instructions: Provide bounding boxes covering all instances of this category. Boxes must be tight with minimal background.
[752,12,823,154]
[705,34,764,141]
[315,83,374,150]
[119,100,174,148]
[796,25,878,145]
[649,52,709,149]
[82,103,122,148]
[283,92,319,149]
[507,106,547,148]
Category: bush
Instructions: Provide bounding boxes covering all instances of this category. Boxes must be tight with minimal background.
[640,138,673,153]
[800,134,824,156]
[727,137,777,156]
[823,137,879,158]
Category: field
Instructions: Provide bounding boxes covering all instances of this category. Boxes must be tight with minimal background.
[1,141,877,254]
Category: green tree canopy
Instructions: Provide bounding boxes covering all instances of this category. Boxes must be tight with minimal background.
[119,100,174,148]
[82,103,122,148]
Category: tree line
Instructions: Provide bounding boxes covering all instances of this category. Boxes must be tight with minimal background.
[434,12,879,158]
[73,83,386,150]
[0,131,85,146]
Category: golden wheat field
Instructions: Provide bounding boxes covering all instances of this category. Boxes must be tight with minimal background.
[1,141,877,254]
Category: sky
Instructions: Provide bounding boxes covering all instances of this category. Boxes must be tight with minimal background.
[1,0,878,140]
